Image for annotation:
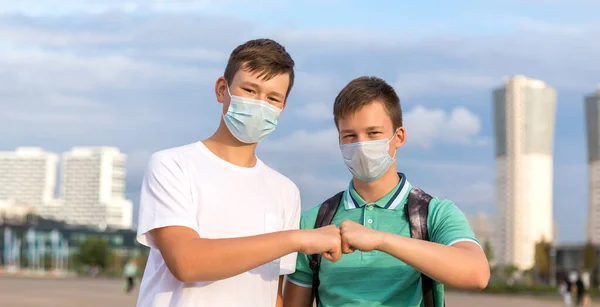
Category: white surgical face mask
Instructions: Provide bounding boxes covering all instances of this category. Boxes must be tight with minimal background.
[339,133,397,182]
[222,86,282,144]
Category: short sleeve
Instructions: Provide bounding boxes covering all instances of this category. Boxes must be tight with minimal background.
[428,199,480,247]
[285,211,316,288]
[136,152,198,249]
[279,187,302,275]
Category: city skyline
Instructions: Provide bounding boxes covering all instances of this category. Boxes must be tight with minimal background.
[0,1,599,242]
[0,147,133,229]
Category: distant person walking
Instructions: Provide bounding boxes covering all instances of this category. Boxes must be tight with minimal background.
[123,259,138,293]
[575,274,586,307]
[575,274,589,307]
[559,278,572,307]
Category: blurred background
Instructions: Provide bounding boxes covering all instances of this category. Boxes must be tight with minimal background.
[1,0,599,306]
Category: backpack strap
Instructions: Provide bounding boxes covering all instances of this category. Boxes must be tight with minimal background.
[309,191,344,305]
[406,187,439,307]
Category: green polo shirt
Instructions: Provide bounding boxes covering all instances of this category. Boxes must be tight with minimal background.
[287,173,479,307]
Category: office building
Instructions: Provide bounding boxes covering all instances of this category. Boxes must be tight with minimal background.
[493,75,557,270]
[0,147,58,208]
[585,84,600,244]
[41,147,133,229]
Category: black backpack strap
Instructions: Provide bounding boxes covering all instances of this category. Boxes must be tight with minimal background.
[406,187,440,307]
[309,191,344,306]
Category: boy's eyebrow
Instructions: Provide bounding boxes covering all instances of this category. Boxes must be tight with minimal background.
[240,81,285,99]
[340,126,385,134]
[239,81,259,88]
[366,126,385,131]
[268,91,285,99]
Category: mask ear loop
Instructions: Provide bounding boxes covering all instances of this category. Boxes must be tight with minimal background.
[389,128,400,159]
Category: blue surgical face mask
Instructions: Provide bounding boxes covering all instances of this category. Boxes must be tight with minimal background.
[339,133,397,183]
[223,86,282,144]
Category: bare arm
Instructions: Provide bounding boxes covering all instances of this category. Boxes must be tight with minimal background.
[152,225,341,283]
[378,235,490,289]
[340,220,490,290]
[283,279,313,307]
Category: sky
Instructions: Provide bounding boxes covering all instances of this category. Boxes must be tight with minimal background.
[1,0,599,243]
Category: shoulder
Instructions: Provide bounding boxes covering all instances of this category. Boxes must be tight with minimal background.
[427,197,461,214]
[429,197,467,218]
[146,142,199,175]
[418,191,468,224]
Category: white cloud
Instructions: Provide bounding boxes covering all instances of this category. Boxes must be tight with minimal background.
[395,71,498,98]
[292,173,348,210]
[0,49,215,92]
[0,0,213,15]
[404,105,487,148]
[273,29,404,51]
[425,180,495,212]
[294,103,333,120]
[289,71,339,121]
[261,128,339,157]
[263,105,486,162]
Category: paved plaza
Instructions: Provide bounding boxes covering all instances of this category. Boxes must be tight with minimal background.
[0,276,596,307]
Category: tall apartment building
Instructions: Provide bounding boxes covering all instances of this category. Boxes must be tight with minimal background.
[585,84,600,244]
[41,147,133,229]
[0,147,58,208]
[493,75,556,270]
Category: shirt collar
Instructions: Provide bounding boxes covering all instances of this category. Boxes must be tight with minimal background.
[343,172,411,211]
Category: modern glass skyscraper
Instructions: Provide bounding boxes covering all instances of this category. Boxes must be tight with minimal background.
[493,75,556,270]
[585,84,600,244]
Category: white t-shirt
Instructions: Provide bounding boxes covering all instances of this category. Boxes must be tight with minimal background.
[136,141,301,307]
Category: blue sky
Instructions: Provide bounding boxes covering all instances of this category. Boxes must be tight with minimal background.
[1,0,599,243]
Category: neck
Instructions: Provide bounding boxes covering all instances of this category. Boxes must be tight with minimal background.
[203,120,258,168]
[352,166,400,203]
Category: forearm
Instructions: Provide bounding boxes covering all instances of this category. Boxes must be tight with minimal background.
[165,230,301,282]
[377,234,489,289]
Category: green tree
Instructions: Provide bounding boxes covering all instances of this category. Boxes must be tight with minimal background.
[74,237,113,270]
[483,241,494,263]
[583,241,597,272]
[503,264,519,278]
[533,239,551,282]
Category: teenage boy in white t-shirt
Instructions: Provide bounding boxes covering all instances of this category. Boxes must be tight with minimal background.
[135,38,342,307]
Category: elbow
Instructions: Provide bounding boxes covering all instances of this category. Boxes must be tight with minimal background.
[470,265,491,290]
[452,263,490,290]
[170,264,195,283]
[166,257,197,283]
[173,270,195,283]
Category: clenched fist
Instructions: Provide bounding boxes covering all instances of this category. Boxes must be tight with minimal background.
[298,225,342,262]
[340,220,386,254]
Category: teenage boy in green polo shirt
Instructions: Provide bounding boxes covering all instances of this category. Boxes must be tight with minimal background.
[283,76,490,307]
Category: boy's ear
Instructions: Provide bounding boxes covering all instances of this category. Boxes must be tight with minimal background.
[215,76,228,104]
[394,127,406,149]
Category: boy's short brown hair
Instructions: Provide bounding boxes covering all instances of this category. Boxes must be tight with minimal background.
[224,38,295,98]
[333,76,403,129]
